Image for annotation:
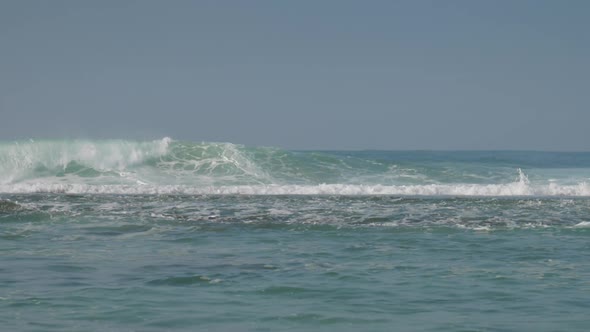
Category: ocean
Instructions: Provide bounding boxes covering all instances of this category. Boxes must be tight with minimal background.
[1,138,590,331]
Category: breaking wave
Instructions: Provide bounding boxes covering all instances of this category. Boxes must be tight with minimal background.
[1,138,589,197]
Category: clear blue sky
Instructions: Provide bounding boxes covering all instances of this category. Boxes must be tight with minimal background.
[1,1,589,150]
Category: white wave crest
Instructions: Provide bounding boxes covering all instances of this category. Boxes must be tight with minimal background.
[0,138,171,184]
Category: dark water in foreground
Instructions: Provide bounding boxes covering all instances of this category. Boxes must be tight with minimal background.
[2,194,590,331]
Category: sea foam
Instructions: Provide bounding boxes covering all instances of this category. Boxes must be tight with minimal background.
[1,181,589,196]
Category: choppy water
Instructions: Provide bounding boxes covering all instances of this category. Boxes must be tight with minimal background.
[1,139,590,331]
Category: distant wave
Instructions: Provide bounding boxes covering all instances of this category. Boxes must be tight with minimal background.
[1,138,590,196]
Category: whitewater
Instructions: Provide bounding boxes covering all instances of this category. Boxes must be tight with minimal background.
[1,137,589,196]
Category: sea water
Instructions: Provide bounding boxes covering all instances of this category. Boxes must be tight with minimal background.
[1,138,590,331]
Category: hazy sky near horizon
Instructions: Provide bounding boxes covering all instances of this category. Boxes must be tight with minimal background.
[1,1,589,150]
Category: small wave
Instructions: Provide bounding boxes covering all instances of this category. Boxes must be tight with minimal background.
[147,275,221,286]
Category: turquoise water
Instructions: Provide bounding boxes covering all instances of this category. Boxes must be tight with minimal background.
[2,139,590,331]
